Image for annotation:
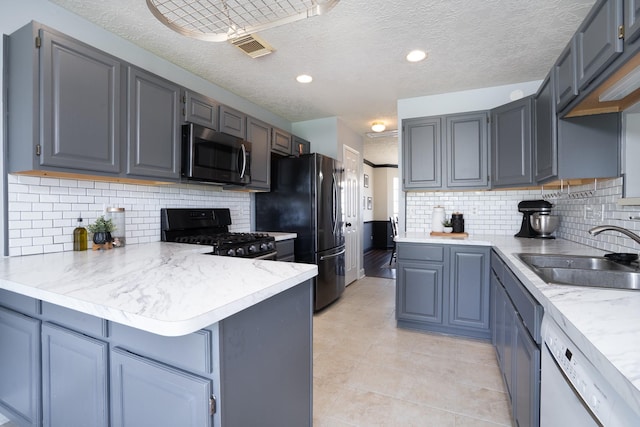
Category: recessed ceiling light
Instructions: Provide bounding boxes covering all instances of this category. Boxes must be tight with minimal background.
[296,74,313,83]
[406,50,427,62]
[371,122,386,132]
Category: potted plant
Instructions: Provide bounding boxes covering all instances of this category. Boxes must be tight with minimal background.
[87,215,116,245]
[442,219,453,233]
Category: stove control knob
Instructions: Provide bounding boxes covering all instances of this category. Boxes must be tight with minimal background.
[248,244,257,253]
[267,242,275,251]
[236,247,245,256]
[260,242,268,251]
[226,248,236,257]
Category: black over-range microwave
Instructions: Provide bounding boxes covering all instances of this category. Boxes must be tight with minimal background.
[182,123,252,185]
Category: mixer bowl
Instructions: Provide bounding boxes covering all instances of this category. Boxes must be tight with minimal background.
[530,213,560,236]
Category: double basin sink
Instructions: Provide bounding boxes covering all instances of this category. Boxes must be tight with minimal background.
[516,253,640,290]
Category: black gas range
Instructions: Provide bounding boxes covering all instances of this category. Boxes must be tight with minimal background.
[161,208,276,259]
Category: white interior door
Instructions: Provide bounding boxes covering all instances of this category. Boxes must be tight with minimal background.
[343,145,360,286]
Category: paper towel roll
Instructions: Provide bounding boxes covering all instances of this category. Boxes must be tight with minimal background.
[431,206,445,232]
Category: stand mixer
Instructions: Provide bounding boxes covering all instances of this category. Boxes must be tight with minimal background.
[515,200,557,238]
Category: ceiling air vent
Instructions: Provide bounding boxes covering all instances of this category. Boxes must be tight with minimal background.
[229,34,275,58]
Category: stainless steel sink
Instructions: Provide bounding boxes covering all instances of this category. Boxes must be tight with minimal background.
[516,253,640,290]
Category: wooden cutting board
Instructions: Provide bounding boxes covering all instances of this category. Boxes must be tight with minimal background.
[430,231,468,239]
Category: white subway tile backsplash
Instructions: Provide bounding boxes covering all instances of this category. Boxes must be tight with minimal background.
[8,174,251,256]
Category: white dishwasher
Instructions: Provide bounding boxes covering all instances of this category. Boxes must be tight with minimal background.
[540,315,639,426]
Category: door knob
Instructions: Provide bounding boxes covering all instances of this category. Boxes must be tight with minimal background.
[346,222,352,227]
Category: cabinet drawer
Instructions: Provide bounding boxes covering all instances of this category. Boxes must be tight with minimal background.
[110,322,214,374]
[397,244,445,262]
[41,301,107,338]
[0,289,40,315]
[503,269,543,344]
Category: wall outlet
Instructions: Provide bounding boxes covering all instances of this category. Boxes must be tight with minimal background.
[584,205,604,221]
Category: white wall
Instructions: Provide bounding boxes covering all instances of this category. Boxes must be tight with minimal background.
[292,117,339,158]
[362,163,374,222]
[373,167,397,221]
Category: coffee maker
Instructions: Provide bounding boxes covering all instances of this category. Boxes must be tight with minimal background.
[515,200,553,238]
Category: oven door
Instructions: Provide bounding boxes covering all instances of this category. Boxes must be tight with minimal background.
[183,123,251,185]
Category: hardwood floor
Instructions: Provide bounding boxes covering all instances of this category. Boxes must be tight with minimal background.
[364,249,396,279]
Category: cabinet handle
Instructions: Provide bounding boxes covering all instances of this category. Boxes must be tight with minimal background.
[210,395,217,415]
[619,25,625,40]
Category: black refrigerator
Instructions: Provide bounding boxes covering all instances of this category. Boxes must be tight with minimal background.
[255,153,345,311]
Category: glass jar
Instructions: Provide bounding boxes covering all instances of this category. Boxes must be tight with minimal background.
[106,207,126,247]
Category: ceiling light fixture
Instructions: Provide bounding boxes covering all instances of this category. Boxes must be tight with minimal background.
[146,0,341,42]
[296,74,313,83]
[371,122,386,132]
[406,50,427,63]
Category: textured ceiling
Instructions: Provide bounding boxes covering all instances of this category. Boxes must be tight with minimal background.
[48,0,596,164]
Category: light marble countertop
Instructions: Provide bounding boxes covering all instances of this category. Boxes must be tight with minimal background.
[264,231,297,241]
[396,232,640,416]
[0,242,317,337]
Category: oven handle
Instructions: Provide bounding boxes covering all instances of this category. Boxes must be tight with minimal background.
[320,248,345,261]
[253,251,277,260]
[239,143,247,179]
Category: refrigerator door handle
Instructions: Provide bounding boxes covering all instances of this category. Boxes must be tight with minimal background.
[331,172,338,235]
[319,248,346,261]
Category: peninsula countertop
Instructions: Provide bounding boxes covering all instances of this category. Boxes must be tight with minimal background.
[396,232,640,415]
[0,242,317,337]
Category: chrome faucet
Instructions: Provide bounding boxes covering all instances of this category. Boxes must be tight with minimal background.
[588,225,640,246]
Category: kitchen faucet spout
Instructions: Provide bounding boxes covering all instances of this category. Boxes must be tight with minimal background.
[588,225,640,246]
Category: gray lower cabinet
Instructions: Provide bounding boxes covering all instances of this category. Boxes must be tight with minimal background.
[275,238,295,262]
[396,243,490,340]
[402,112,488,190]
[183,90,220,130]
[272,127,293,156]
[126,66,181,180]
[575,0,624,91]
[490,97,534,188]
[0,307,41,427]
[0,282,313,427]
[110,348,213,427]
[41,323,108,427]
[246,116,272,190]
[491,250,541,427]
[8,22,122,175]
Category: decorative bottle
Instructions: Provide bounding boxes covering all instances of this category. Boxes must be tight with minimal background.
[73,217,87,251]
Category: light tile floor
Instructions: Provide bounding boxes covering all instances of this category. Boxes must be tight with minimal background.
[313,276,513,426]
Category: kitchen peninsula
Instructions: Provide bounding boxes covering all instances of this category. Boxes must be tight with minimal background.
[0,242,317,427]
[396,233,640,425]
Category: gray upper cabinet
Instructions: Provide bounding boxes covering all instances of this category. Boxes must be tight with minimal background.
[272,127,293,156]
[491,97,534,188]
[445,112,489,189]
[534,74,558,182]
[8,23,122,175]
[219,105,246,138]
[576,0,624,90]
[246,116,271,191]
[554,37,579,110]
[627,0,640,43]
[293,135,311,156]
[184,90,220,130]
[126,67,181,180]
[402,117,442,189]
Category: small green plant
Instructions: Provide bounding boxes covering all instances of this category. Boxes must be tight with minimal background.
[442,219,452,227]
[87,215,116,233]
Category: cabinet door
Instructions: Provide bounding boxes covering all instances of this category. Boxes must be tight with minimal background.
[554,37,579,110]
[576,0,624,90]
[534,74,558,183]
[40,29,121,173]
[184,91,219,130]
[246,116,271,190]
[219,105,246,138]
[402,117,442,189]
[445,112,489,188]
[448,247,490,331]
[293,135,311,156]
[491,97,533,187]
[396,261,444,324]
[0,307,41,427]
[127,67,181,179]
[42,323,108,427]
[110,348,212,427]
[514,318,541,427]
[272,127,293,155]
[627,0,640,44]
